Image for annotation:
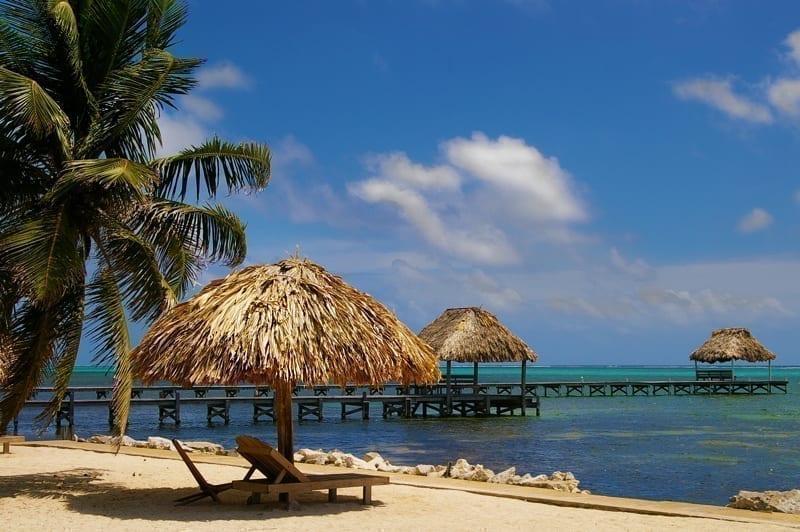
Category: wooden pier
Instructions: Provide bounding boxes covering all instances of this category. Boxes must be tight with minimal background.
[15,383,540,431]
[11,376,787,432]
[525,378,787,397]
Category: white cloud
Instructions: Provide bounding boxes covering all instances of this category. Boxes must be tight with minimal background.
[639,286,789,323]
[738,208,773,233]
[767,79,800,116]
[609,247,653,279]
[349,133,587,264]
[547,295,633,319]
[350,179,517,264]
[365,152,460,190]
[467,269,523,309]
[273,135,315,170]
[179,94,223,122]
[444,133,587,222]
[196,62,251,90]
[156,113,208,156]
[673,79,773,124]
[156,62,252,156]
[785,29,800,64]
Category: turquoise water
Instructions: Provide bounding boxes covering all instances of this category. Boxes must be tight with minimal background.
[11,364,800,506]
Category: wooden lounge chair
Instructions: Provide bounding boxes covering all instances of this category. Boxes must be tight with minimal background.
[231,435,389,505]
[172,439,233,505]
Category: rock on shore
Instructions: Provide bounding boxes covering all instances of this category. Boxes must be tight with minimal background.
[293,449,587,493]
[728,489,800,514]
[79,434,587,493]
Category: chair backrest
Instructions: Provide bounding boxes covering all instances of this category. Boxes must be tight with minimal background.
[235,435,309,483]
[173,439,212,490]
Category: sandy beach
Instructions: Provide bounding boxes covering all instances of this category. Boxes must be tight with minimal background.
[1,442,798,531]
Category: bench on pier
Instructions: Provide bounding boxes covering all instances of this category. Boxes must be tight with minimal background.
[695,369,733,381]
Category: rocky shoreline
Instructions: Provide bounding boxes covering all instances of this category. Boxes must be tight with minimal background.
[82,434,589,494]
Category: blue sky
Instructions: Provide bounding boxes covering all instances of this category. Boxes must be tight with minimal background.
[128,0,800,366]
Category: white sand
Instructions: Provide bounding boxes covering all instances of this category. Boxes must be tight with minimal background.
[1,444,798,531]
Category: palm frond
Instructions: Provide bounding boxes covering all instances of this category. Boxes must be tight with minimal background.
[85,267,131,366]
[94,219,176,322]
[145,0,187,49]
[0,66,70,140]
[34,283,84,427]
[47,0,94,113]
[77,0,150,90]
[0,300,59,431]
[110,344,133,438]
[135,200,248,268]
[47,158,156,206]
[84,266,132,436]
[153,137,271,201]
[0,206,84,303]
[0,1,52,78]
[80,49,201,160]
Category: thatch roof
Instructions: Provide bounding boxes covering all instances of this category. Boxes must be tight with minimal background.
[418,307,537,363]
[131,257,440,387]
[689,327,777,364]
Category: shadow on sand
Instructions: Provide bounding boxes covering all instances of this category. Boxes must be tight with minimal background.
[0,467,383,521]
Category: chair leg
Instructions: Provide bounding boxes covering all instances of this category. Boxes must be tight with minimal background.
[328,488,337,502]
[174,492,209,505]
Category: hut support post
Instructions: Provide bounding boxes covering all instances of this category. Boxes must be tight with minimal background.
[446,361,452,395]
[769,360,772,381]
[446,361,452,415]
[520,359,527,416]
[521,359,527,390]
[275,380,294,464]
[473,362,478,385]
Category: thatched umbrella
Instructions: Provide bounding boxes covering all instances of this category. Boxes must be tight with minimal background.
[418,307,537,392]
[131,257,440,462]
[690,327,777,379]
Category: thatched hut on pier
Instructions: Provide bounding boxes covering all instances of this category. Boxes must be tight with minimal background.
[418,307,537,390]
[131,257,440,462]
[690,327,777,380]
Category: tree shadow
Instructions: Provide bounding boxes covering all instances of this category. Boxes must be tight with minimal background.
[1,468,383,522]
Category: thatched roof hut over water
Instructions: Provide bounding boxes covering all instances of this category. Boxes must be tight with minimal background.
[690,328,776,364]
[690,327,777,380]
[418,307,536,386]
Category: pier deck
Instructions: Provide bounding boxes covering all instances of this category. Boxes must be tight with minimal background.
[9,377,787,431]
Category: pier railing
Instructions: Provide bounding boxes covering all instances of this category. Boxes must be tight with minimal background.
[7,377,787,433]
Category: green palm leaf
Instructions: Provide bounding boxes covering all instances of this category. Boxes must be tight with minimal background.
[85,267,132,436]
[0,66,70,140]
[153,137,271,200]
[0,207,83,302]
[48,158,156,206]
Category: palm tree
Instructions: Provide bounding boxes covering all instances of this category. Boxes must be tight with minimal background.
[0,0,271,434]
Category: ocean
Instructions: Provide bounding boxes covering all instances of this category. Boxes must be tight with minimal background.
[10,364,799,506]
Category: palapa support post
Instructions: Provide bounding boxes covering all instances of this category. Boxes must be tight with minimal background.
[445,360,452,415]
[275,380,295,464]
[520,359,528,415]
[55,391,75,429]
